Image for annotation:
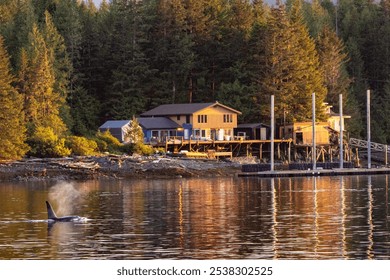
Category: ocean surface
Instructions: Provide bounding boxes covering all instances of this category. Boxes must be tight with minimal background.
[0,175,389,259]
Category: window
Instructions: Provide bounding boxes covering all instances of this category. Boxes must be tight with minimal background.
[223,114,233,123]
[177,115,181,121]
[197,115,207,123]
[296,132,303,144]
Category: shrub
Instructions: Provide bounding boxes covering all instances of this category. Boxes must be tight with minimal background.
[95,130,122,154]
[66,136,98,156]
[94,138,108,153]
[28,126,71,158]
[123,143,155,156]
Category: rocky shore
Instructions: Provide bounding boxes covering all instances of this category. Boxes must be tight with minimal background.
[0,155,253,182]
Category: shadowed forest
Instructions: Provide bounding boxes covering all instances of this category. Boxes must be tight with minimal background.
[0,0,389,159]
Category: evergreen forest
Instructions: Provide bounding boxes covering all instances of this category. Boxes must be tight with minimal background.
[0,0,389,159]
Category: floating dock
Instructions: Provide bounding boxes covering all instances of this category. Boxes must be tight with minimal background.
[238,167,390,178]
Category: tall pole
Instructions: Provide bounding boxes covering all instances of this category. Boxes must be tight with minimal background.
[367,90,371,169]
[339,94,344,169]
[312,93,316,170]
[271,95,275,171]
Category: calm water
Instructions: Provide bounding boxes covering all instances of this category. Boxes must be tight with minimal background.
[0,175,390,260]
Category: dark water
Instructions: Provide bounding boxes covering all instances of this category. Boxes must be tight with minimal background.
[0,175,390,260]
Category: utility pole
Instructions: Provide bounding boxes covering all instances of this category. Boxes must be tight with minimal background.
[367,90,371,169]
[339,94,343,169]
[271,95,275,171]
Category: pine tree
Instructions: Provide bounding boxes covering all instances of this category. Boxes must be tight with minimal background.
[252,2,327,125]
[0,36,29,160]
[288,0,327,121]
[316,27,350,107]
[22,24,67,136]
[42,11,73,131]
[103,0,153,119]
[147,0,194,105]
[252,4,298,123]
[126,116,144,144]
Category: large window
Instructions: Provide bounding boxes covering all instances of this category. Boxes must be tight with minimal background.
[197,115,208,123]
[223,114,233,123]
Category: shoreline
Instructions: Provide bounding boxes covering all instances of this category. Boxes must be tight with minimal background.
[0,155,245,182]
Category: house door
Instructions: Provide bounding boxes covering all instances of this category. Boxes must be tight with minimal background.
[210,129,216,140]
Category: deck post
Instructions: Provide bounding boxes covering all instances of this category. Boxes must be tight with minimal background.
[288,141,291,163]
[271,95,275,171]
[385,145,388,166]
[260,144,263,161]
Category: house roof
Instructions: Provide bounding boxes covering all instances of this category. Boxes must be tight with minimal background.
[99,120,130,129]
[138,117,181,130]
[140,102,241,116]
[328,109,351,118]
[237,123,270,129]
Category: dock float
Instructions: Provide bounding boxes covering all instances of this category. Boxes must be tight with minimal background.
[238,168,390,178]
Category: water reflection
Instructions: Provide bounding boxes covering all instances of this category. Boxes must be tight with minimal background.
[0,176,390,259]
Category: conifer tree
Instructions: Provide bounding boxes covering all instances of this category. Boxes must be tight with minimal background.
[22,24,67,136]
[0,36,29,160]
[148,0,194,105]
[316,27,350,106]
[288,0,327,121]
[252,4,298,123]
[126,116,144,144]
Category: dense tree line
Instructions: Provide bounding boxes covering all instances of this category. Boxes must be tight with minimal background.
[1,0,390,159]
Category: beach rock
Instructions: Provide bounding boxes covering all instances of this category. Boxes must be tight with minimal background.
[0,155,247,181]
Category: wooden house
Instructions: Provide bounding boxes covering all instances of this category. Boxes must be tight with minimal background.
[140,102,241,141]
[282,121,330,146]
[99,120,131,142]
[279,103,351,146]
[325,105,351,133]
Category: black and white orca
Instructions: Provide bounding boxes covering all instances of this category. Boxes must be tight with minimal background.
[46,201,86,222]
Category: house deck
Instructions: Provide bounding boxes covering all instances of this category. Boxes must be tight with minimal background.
[152,137,293,160]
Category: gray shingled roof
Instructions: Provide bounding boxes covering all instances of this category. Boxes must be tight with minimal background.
[140,102,241,116]
[138,117,181,129]
[237,123,270,128]
[99,120,130,129]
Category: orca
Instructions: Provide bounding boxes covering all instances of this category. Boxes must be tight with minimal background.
[46,201,85,222]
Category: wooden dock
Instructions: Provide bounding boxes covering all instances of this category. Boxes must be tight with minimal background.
[161,137,293,159]
[238,167,390,178]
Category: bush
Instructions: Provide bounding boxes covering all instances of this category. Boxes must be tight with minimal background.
[66,136,98,156]
[28,126,71,158]
[95,130,122,154]
[122,143,155,156]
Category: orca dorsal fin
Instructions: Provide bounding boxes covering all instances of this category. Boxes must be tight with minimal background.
[46,201,58,220]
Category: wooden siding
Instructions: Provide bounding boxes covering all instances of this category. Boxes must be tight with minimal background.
[193,106,237,129]
[285,122,330,145]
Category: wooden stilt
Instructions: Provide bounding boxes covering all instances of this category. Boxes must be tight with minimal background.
[260,144,263,161]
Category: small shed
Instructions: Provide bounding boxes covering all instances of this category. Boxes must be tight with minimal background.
[234,123,269,140]
[99,120,130,142]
